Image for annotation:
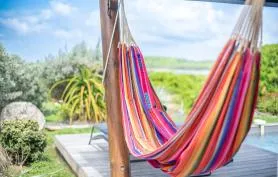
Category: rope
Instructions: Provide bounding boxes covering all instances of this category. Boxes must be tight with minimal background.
[231,0,264,52]
[102,0,264,85]
[102,1,121,85]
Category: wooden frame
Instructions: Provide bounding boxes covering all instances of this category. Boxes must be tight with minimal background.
[99,0,277,177]
[186,0,278,7]
[99,0,130,177]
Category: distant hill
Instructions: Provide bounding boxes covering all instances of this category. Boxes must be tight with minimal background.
[144,56,213,70]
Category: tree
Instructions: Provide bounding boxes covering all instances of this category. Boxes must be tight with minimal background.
[0,45,24,110]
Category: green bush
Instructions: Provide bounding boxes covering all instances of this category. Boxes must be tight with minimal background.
[256,44,278,115]
[42,102,70,123]
[257,93,278,115]
[0,120,47,166]
[260,44,278,94]
[50,66,105,124]
[150,72,204,113]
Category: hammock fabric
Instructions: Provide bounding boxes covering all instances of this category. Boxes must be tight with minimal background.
[115,0,264,176]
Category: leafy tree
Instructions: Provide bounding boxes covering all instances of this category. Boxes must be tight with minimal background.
[0,45,25,109]
[40,42,102,97]
[50,66,105,124]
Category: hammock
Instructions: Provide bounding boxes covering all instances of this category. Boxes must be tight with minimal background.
[109,0,264,176]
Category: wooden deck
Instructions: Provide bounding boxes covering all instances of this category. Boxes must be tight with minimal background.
[55,134,278,177]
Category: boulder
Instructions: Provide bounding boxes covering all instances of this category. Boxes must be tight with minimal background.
[0,102,45,130]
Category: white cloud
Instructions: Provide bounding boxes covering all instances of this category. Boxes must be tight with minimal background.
[40,9,53,20]
[50,0,76,16]
[85,10,100,27]
[126,0,230,40]
[123,0,240,60]
[54,29,82,39]
[0,1,77,35]
[0,16,48,34]
[0,18,29,34]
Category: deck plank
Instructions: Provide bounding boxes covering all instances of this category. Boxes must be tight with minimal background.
[55,134,278,177]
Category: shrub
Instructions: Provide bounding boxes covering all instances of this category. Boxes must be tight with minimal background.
[50,66,106,124]
[257,44,278,115]
[0,120,47,166]
[257,93,278,115]
[260,44,278,94]
[42,102,71,123]
[149,72,204,113]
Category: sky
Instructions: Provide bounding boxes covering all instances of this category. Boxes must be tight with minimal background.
[0,0,277,62]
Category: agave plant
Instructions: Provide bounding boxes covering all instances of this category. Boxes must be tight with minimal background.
[50,66,106,124]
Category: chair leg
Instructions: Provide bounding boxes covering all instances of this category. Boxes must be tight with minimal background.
[88,126,95,145]
[224,158,234,166]
[191,158,233,177]
[130,159,146,163]
[190,172,211,177]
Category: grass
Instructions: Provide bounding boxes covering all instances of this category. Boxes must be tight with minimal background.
[45,114,64,123]
[21,128,91,177]
[145,57,213,70]
[255,114,278,123]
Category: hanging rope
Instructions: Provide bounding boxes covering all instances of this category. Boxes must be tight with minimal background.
[102,0,121,85]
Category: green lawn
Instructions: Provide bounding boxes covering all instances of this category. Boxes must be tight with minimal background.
[45,114,64,123]
[145,57,213,70]
[21,128,91,177]
[255,114,278,123]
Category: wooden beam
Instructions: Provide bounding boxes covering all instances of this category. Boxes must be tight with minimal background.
[186,0,278,7]
[99,0,130,177]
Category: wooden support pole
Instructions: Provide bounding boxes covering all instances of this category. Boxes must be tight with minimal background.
[186,0,278,7]
[99,0,130,177]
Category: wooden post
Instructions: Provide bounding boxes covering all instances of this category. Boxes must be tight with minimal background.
[99,0,130,177]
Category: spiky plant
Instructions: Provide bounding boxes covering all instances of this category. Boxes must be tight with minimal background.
[50,66,106,124]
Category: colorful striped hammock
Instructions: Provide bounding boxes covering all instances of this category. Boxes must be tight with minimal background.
[116,0,264,176]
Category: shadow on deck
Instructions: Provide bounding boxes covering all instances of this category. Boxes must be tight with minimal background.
[55,134,278,177]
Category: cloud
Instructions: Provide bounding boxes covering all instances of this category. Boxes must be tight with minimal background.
[0,1,78,35]
[50,0,76,16]
[40,9,53,20]
[54,29,82,39]
[0,16,49,34]
[0,18,29,33]
[85,10,100,27]
[125,0,231,42]
[123,0,240,60]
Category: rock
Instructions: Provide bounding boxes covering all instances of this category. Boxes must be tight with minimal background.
[0,102,45,130]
